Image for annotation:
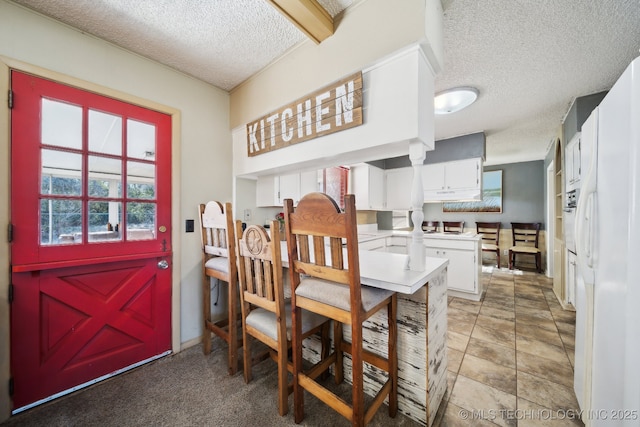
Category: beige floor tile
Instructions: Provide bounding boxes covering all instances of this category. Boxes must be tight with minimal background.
[560,330,576,351]
[439,401,501,427]
[516,312,558,332]
[516,323,564,347]
[516,350,575,388]
[517,371,580,412]
[516,304,555,320]
[449,375,517,427]
[556,321,576,336]
[448,307,477,336]
[448,347,464,373]
[466,337,516,369]
[516,398,584,427]
[448,330,471,352]
[516,296,550,310]
[476,314,516,332]
[551,309,577,324]
[449,297,483,315]
[516,334,571,365]
[435,402,497,427]
[514,284,546,300]
[471,324,516,349]
[483,297,516,312]
[459,353,517,395]
[479,305,516,321]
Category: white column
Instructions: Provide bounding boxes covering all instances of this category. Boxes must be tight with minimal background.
[408,140,426,271]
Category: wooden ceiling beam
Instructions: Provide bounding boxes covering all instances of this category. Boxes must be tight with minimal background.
[266,0,334,44]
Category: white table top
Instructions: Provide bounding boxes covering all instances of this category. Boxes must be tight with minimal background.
[279,241,448,295]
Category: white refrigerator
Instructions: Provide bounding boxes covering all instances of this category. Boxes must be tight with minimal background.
[574,56,640,425]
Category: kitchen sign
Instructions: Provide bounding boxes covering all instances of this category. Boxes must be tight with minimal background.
[246,71,363,157]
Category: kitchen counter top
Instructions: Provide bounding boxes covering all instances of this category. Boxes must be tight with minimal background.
[279,241,448,294]
[357,229,481,242]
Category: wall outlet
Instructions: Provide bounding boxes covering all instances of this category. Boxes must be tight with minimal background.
[503,249,508,255]
[244,209,251,221]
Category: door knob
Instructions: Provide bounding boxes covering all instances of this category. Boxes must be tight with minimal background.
[157,260,169,269]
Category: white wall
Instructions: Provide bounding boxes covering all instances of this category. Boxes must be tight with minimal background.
[0,1,232,419]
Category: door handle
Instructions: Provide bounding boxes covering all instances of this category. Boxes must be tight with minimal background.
[157,260,169,269]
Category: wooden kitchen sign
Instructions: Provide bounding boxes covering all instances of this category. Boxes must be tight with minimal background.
[246,71,363,156]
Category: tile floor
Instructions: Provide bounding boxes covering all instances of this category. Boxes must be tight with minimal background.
[435,266,583,427]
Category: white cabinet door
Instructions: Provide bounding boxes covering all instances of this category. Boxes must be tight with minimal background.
[566,133,581,190]
[300,170,319,199]
[446,158,481,191]
[277,173,300,205]
[256,175,278,207]
[425,246,477,293]
[385,236,408,254]
[423,158,482,201]
[422,163,445,192]
[351,164,385,210]
[385,168,413,210]
[359,237,386,252]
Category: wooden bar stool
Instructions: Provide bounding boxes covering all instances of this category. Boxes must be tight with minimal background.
[198,201,242,375]
[234,220,331,416]
[284,192,398,427]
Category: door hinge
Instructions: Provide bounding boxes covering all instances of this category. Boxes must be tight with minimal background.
[8,223,13,243]
[8,284,14,304]
[9,377,14,397]
[8,89,13,109]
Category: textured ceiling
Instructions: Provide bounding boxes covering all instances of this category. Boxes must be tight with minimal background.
[9,0,640,165]
[436,0,640,165]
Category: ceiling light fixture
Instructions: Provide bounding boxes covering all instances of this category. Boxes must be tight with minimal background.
[434,87,479,115]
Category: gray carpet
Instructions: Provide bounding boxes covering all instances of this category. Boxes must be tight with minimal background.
[2,343,423,426]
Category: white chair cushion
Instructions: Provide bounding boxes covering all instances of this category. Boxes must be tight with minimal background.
[296,277,394,312]
[245,301,328,341]
[205,256,229,274]
[482,243,498,251]
[509,246,540,254]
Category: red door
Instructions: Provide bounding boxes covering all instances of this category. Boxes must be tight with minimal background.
[10,71,172,411]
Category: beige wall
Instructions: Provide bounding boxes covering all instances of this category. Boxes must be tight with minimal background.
[0,0,231,419]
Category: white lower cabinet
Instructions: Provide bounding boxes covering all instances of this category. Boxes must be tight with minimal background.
[358,237,386,252]
[424,236,482,300]
[385,236,408,254]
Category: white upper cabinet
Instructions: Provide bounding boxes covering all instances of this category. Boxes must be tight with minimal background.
[299,170,319,198]
[256,172,314,207]
[565,133,581,191]
[423,158,482,202]
[385,167,413,210]
[350,164,385,210]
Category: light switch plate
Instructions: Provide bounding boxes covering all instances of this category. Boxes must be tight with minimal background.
[244,209,251,221]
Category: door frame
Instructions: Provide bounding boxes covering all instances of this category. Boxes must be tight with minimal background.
[0,56,183,417]
[546,160,555,278]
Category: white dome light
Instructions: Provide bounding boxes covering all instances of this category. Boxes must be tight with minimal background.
[434,87,479,115]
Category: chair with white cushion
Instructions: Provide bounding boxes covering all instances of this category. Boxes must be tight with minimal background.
[199,201,242,374]
[235,220,330,416]
[284,192,398,427]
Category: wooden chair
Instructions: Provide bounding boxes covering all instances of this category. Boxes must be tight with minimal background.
[421,220,439,233]
[508,222,542,273]
[235,220,331,416]
[443,221,465,233]
[476,222,501,267]
[199,201,242,375]
[284,192,397,427]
